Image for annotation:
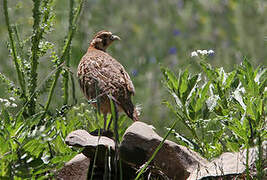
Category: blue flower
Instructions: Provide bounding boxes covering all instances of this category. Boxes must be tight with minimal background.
[172,29,181,36]
[168,47,177,55]
[208,50,215,56]
[131,69,138,76]
[149,57,156,64]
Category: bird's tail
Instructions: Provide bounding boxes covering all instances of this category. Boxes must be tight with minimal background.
[121,100,141,122]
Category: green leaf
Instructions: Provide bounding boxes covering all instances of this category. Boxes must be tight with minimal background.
[225,71,236,89]
[50,154,74,164]
[195,82,210,112]
[171,92,182,108]
[233,86,246,111]
[242,58,253,77]
[167,69,178,90]
[179,69,189,95]
[0,136,10,154]
[216,67,226,86]
[227,141,240,152]
[184,74,200,101]
[200,61,216,79]
[254,67,266,84]
[161,67,178,91]
[227,118,248,143]
[1,108,11,124]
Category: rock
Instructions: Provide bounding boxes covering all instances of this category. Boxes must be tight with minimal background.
[120,121,208,179]
[56,153,90,180]
[64,129,136,179]
[188,147,266,180]
[65,129,115,166]
[65,129,115,150]
[63,126,266,179]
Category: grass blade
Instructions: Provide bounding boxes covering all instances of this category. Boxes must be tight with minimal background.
[135,119,178,179]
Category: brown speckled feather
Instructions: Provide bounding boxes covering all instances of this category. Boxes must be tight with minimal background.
[78,47,135,95]
[77,47,138,121]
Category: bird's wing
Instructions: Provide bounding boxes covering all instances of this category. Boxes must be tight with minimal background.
[77,50,135,99]
[99,52,135,96]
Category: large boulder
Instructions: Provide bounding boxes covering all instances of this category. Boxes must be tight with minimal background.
[119,121,209,179]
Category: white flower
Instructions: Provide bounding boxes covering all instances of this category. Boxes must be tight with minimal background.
[77,113,83,117]
[9,97,15,101]
[191,51,198,57]
[208,50,214,54]
[191,49,215,57]
[0,98,3,103]
[80,103,85,107]
[197,50,202,54]
[200,50,208,55]
[11,103,17,107]
[73,106,79,110]
[4,101,11,107]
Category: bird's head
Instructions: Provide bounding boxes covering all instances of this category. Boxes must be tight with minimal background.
[89,30,120,51]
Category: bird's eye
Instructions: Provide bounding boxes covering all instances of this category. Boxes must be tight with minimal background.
[101,34,108,39]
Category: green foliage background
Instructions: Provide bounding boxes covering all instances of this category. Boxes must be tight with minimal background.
[0,0,266,178]
[1,0,266,125]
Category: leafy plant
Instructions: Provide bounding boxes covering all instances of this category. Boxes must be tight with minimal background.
[3,0,83,117]
[0,107,79,178]
[1,0,89,178]
[162,57,266,177]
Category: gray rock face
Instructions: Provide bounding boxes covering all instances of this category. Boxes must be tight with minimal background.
[120,121,209,179]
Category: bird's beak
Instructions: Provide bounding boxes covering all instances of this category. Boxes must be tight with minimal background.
[110,35,121,41]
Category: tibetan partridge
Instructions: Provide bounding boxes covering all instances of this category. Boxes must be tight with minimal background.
[77,30,139,129]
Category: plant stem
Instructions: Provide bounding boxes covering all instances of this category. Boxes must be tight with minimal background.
[70,73,77,104]
[109,96,119,179]
[3,0,26,100]
[43,0,84,116]
[246,143,250,180]
[63,0,74,105]
[89,130,101,180]
[28,0,42,115]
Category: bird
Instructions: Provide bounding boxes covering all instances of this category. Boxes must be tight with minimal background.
[77,30,139,130]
